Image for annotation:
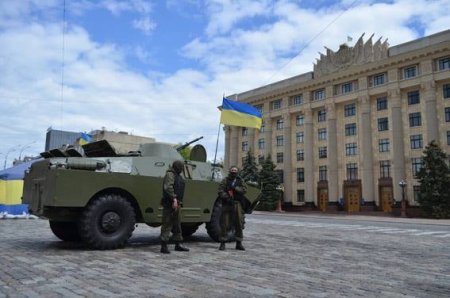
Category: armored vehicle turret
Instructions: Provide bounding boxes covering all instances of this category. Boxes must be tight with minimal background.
[22,137,260,249]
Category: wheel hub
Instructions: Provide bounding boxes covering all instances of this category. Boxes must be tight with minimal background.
[101,211,121,233]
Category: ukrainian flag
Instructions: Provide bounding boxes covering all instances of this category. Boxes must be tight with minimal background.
[79,132,93,145]
[220,97,262,129]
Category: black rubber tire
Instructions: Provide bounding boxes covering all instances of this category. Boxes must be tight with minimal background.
[205,199,244,242]
[49,221,81,242]
[78,194,136,250]
[180,223,201,238]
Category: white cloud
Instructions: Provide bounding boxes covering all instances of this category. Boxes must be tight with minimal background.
[132,17,157,35]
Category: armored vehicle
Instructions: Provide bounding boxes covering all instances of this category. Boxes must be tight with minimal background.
[22,137,260,249]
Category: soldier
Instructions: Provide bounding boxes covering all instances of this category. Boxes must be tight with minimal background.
[160,160,189,254]
[218,166,247,251]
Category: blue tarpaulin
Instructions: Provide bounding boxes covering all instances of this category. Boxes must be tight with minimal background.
[0,159,37,180]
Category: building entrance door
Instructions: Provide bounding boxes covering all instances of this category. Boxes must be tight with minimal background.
[318,188,328,212]
[380,186,393,212]
[345,187,360,212]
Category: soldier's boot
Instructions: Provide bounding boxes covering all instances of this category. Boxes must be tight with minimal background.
[235,241,245,251]
[219,242,225,251]
[160,242,170,254]
[174,242,189,252]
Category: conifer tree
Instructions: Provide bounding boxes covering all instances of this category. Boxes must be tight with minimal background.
[416,141,450,218]
[240,149,259,182]
[257,154,281,210]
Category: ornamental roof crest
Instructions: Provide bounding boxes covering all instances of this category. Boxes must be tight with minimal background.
[313,33,389,77]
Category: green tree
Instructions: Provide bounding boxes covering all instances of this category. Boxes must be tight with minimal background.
[176,145,191,160]
[240,150,259,182]
[257,154,281,211]
[416,141,450,218]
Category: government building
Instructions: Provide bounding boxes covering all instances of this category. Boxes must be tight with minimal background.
[224,29,450,212]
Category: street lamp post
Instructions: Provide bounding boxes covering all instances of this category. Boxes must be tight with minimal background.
[18,141,36,161]
[3,147,17,169]
[398,179,407,218]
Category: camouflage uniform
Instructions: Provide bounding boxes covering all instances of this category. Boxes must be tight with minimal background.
[218,171,247,249]
[159,161,188,253]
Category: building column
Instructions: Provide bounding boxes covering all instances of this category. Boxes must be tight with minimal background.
[265,118,273,158]
[359,95,375,203]
[304,108,314,203]
[326,103,338,202]
[283,112,292,203]
[224,126,231,169]
[389,89,406,202]
[229,127,239,168]
[422,81,439,144]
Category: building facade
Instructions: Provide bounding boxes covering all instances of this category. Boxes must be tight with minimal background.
[224,29,450,212]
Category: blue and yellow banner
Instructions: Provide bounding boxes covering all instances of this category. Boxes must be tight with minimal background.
[220,97,262,129]
[79,132,93,145]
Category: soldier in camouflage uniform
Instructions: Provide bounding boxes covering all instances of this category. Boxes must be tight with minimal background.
[160,160,189,254]
[218,166,247,251]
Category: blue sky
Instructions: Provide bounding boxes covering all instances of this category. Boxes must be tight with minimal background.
[0,0,449,167]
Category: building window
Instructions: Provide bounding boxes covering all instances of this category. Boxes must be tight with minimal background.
[242,141,248,151]
[444,84,450,99]
[377,96,387,110]
[296,149,304,161]
[291,94,303,105]
[341,82,353,94]
[296,115,304,126]
[276,152,284,164]
[313,89,325,101]
[297,168,305,182]
[445,107,450,122]
[370,73,386,86]
[407,90,420,105]
[318,128,327,140]
[344,103,356,117]
[242,128,248,136]
[276,135,284,146]
[379,138,390,152]
[276,170,284,183]
[276,119,284,130]
[255,105,263,114]
[345,123,357,136]
[447,131,450,145]
[378,117,389,131]
[345,143,357,156]
[403,65,417,79]
[409,112,422,127]
[258,155,264,164]
[411,158,422,177]
[258,138,265,150]
[438,56,450,70]
[271,99,282,110]
[319,146,327,159]
[319,166,327,181]
[413,185,421,202]
[317,110,326,122]
[380,160,391,178]
[346,163,358,180]
[296,132,304,144]
[410,134,423,149]
[297,190,305,202]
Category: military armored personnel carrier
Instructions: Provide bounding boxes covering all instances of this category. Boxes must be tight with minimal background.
[22,137,260,249]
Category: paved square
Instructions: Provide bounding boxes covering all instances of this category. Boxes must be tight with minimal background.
[1,213,449,297]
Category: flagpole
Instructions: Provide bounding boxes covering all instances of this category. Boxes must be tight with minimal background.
[211,122,221,181]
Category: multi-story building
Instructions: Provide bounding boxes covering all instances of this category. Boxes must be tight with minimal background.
[224,29,450,212]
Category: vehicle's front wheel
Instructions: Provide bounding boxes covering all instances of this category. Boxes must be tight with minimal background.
[49,220,81,242]
[205,199,244,242]
[78,194,136,250]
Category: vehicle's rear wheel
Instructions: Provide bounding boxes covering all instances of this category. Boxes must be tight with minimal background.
[49,220,81,242]
[78,194,136,250]
[180,223,201,238]
[205,199,244,242]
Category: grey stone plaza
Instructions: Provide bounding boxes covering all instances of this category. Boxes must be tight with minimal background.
[1,212,449,297]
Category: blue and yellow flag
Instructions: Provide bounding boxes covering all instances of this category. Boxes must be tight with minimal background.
[220,97,262,129]
[79,132,93,145]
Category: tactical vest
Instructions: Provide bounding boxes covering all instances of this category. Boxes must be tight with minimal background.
[162,170,185,207]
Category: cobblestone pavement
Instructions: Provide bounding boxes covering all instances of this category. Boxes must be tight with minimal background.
[1,213,449,298]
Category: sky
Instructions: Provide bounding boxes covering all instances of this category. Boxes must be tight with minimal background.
[0,0,449,168]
